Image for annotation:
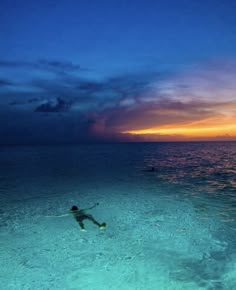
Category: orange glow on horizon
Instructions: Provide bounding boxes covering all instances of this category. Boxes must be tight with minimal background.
[121,118,236,139]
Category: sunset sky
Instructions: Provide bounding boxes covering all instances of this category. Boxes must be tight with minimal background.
[1,0,236,144]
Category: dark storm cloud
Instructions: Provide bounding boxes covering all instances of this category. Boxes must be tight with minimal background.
[1,57,160,115]
[26,70,159,114]
[2,58,236,143]
[34,97,72,112]
[30,71,155,95]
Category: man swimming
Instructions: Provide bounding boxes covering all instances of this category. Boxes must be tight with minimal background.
[70,203,106,231]
[45,202,106,231]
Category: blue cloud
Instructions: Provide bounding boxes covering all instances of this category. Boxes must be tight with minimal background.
[34,97,72,113]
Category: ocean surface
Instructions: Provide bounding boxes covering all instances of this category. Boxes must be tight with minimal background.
[0,142,236,289]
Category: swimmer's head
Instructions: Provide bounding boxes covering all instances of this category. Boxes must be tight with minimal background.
[70,205,79,211]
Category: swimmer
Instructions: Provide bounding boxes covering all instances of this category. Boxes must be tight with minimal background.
[70,203,106,231]
[143,166,156,172]
[45,202,106,231]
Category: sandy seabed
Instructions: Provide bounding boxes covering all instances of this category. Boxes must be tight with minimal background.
[1,180,236,290]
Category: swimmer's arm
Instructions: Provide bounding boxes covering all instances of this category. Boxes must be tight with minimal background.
[44,213,70,218]
[83,202,99,211]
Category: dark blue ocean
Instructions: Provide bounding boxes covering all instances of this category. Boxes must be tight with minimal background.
[0,142,236,289]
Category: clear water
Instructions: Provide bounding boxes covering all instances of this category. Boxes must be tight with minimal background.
[0,142,236,289]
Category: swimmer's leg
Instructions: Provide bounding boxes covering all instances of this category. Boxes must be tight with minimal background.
[78,221,86,231]
[87,215,106,229]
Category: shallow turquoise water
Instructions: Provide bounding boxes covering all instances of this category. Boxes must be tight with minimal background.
[0,142,236,289]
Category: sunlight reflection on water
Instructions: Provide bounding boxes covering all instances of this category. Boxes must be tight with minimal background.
[142,142,236,228]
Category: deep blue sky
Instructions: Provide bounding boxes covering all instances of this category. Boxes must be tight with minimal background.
[1,0,236,74]
[1,0,236,143]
